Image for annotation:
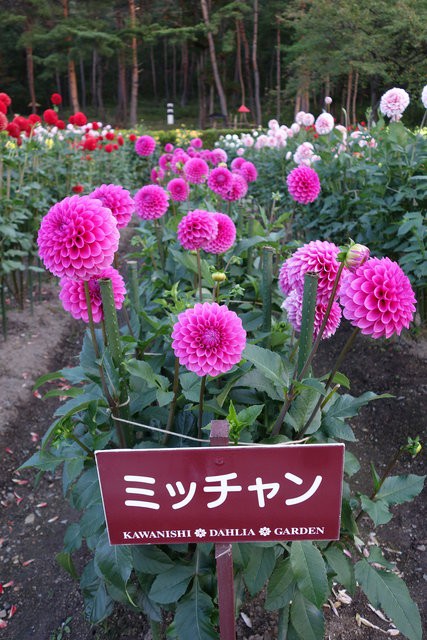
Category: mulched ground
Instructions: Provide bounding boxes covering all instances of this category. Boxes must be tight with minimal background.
[0,289,425,640]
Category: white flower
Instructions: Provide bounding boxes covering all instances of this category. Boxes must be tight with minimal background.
[194,528,206,538]
[324,96,333,105]
[291,122,300,135]
[421,85,427,109]
[315,112,334,135]
[259,527,271,536]
[302,113,315,127]
[295,111,306,125]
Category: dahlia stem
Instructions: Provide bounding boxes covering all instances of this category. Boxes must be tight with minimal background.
[84,280,100,360]
[164,356,181,445]
[196,249,203,301]
[198,375,207,439]
[261,246,274,341]
[299,326,360,437]
[296,272,318,377]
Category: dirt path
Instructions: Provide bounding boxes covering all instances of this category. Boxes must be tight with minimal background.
[0,288,425,639]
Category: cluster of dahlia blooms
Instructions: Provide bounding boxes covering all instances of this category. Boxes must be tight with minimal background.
[177,209,236,254]
[172,302,246,377]
[279,240,416,341]
[37,189,131,323]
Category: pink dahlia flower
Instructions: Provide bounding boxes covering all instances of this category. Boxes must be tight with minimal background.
[282,290,341,339]
[302,113,315,127]
[37,195,119,280]
[150,167,165,184]
[204,212,236,254]
[223,173,248,201]
[380,88,410,120]
[135,135,156,156]
[340,257,416,339]
[238,161,258,183]
[231,157,246,171]
[207,166,233,197]
[279,240,343,302]
[183,157,209,184]
[190,137,203,149]
[159,153,173,172]
[210,148,228,165]
[164,143,174,152]
[314,112,335,135]
[286,165,321,204]
[59,266,126,323]
[167,177,190,202]
[177,209,218,250]
[172,302,246,377]
[134,184,169,220]
[89,184,134,229]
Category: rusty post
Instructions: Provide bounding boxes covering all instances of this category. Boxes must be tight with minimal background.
[210,420,236,640]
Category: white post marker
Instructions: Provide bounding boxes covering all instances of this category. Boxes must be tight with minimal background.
[167,103,174,125]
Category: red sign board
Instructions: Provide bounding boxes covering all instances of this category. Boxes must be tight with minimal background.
[95,444,344,545]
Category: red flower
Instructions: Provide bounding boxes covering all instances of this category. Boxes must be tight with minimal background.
[0,92,11,107]
[83,137,97,151]
[50,93,62,105]
[28,114,41,126]
[105,131,115,140]
[91,121,100,130]
[117,135,124,146]
[0,101,7,115]
[129,133,137,142]
[13,116,28,131]
[6,122,21,138]
[72,184,84,194]
[43,109,58,125]
[113,143,118,150]
[104,144,113,153]
[71,112,87,126]
[0,112,7,131]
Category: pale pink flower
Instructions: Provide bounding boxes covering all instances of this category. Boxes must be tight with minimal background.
[380,87,410,120]
[183,157,209,184]
[282,290,341,339]
[302,113,315,127]
[59,266,126,323]
[37,195,119,280]
[134,184,169,220]
[89,184,134,229]
[167,178,190,202]
[204,212,236,254]
[315,112,335,135]
[172,302,246,377]
[293,142,315,166]
[324,96,333,105]
[340,257,416,338]
[177,209,218,250]
[421,85,427,109]
[295,111,306,125]
[286,166,321,204]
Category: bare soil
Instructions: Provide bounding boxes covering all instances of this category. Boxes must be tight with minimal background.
[0,286,425,640]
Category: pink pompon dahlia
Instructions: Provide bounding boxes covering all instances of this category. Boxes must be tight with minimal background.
[231,157,246,171]
[134,184,169,220]
[135,134,156,156]
[282,290,341,339]
[190,137,203,149]
[210,148,228,165]
[183,157,209,184]
[380,87,410,120]
[222,172,248,201]
[279,240,343,302]
[89,184,135,229]
[172,302,246,377]
[204,212,236,254]
[59,266,126,323]
[167,177,190,202]
[314,112,335,135]
[37,195,119,280]
[340,257,416,339]
[177,209,218,250]
[286,165,321,204]
[207,166,233,197]
[238,160,258,183]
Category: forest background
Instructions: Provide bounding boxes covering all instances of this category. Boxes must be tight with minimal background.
[1,0,426,130]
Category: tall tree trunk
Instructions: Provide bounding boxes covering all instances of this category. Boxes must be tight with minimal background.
[92,49,97,111]
[276,17,281,121]
[252,0,262,126]
[117,50,128,124]
[172,42,177,102]
[164,39,169,100]
[128,0,138,128]
[352,70,359,125]
[180,41,189,106]
[200,0,228,121]
[346,68,353,125]
[26,45,37,113]
[197,51,207,129]
[79,55,86,112]
[62,0,79,112]
[236,19,245,106]
[150,46,158,101]
[238,19,255,116]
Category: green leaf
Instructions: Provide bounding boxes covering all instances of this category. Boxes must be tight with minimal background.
[94,531,133,592]
[149,565,194,604]
[265,557,296,610]
[376,474,425,506]
[173,579,217,640]
[243,343,290,389]
[71,467,101,510]
[290,541,328,608]
[62,456,85,494]
[323,546,356,595]
[359,495,392,526]
[132,546,174,574]
[63,522,82,553]
[355,558,422,640]
[290,589,324,640]
[79,503,106,538]
[286,387,321,434]
[365,546,396,570]
[56,551,79,580]
[243,545,276,596]
[80,560,114,624]
[344,451,360,478]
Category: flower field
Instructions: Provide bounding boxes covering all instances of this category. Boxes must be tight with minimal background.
[0,87,426,639]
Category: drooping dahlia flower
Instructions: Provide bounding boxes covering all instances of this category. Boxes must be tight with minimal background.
[172,302,246,377]
[167,177,190,202]
[134,184,169,220]
[222,173,248,201]
[207,166,233,197]
[59,266,126,323]
[340,257,416,339]
[380,88,410,120]
[177,209,218,250]
[135,135,156,156]
[278,240,343,302]
[286,165,321,204]
[203,212,236,254]
[282,290,342,339]
[183,157,209,184]
[314,112,335,135]
[37,195,119,280]
[89,184,135,229]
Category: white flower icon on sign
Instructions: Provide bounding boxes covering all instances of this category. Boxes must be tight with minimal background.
[194,528,207,538]
[259,527,271,536]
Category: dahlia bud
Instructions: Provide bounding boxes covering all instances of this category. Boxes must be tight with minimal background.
[405,437,422,457]
[212,271,227,283]
[344,243,370,272]
[324,96,333,105]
